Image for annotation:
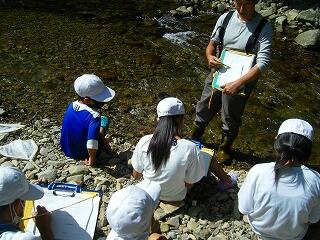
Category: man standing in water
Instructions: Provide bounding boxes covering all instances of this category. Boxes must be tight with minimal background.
[191,0,273,164]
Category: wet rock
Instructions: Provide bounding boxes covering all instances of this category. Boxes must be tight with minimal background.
[167,215,180,228]
[297,9,319,23]
[216,3,226,13]
[187,219,199,232]
[47,152,58,161]
[26,169,38,180]
[285,9,299,22]
[258,4,277,18]
[160,222,170,233]
[39,147,49,156]
[295,29,320,48]
[194,228,211,240]
[11,159,19,166]
[47,160,66,168]
[37,169,57,182]
[68,165,89,175]
[66,174,83,184]
[175,6,193,16]
[23,161,36,172]
[209,234,228,240]
[94,176,109,186]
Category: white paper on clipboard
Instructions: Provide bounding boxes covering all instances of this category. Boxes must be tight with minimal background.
[23,188,100,240]
[199,148,214,175]
[212,49,255,90]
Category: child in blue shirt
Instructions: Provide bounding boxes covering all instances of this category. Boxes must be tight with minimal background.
[60,74,115,166]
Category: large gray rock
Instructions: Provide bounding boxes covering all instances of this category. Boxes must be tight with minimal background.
[216,3,227,13]
[175,5,193,16]
[167,215,180,228]
[297,9,319,23]
[258,5,277,18]
[66,174,84,184]
[68,165,89,175]
[295,29,320,48]
[285,9,299,22]
[37,169,57,182]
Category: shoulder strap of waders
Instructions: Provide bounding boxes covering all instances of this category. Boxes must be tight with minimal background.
[219,11,234,49]
[245,17,268,54]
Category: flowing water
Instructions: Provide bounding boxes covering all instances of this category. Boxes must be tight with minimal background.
[1,1,319,166]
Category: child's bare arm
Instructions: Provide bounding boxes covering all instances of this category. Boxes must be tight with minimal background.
[84,148,97,166]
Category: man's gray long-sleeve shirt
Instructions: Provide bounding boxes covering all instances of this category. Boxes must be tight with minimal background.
[211,11,273,73]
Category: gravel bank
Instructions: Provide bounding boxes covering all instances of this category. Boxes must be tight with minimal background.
[0,119,261,240]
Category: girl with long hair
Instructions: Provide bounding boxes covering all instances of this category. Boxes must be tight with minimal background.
[132,97,237,201]
[238,119,320,240]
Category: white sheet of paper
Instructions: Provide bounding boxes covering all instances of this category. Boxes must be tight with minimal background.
[216,63,243,87]
[199,148,214,175]
[26,189,100,240]
[213,49,255,89]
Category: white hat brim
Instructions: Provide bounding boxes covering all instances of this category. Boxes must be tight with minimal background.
[91,86,115,103]
[19,183,44,201]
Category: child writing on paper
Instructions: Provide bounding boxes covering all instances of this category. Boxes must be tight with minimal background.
[131,97,237,202]
[106,180,167,240]
[60,74,116,166]
[0,166,53,240]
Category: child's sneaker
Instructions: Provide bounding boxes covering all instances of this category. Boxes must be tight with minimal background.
[217,172,238,191]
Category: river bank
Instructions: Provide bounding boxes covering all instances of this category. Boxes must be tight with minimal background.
[0,119,260,240]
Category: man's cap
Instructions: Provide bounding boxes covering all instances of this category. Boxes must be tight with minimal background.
[0,166,44,206]
[277,119,314,141]
[106,180,161,240]
[157,97,185,117]
[74,74,115,103]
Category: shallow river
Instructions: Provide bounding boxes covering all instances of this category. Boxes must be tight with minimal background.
[1,1,319,166]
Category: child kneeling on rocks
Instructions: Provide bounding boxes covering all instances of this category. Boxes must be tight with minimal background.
[60,74,116,166]
[106,180,167,240]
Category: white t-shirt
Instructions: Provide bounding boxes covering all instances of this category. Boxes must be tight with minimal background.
[0,231,40,240]
[131,135,205,201]
[238,162,320,240]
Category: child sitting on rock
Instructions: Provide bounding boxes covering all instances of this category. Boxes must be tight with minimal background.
[106,180,167,240]
[60,74,115,166]
[131,97,237,202]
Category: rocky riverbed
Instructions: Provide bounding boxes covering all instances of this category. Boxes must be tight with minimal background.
[1,119,260,240]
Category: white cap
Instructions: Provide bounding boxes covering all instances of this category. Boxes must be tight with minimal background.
[106,180,161,240]
[157,97,185,117]
[0,167,44,206]
[277,119,314,141]
[74,74,115,103]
